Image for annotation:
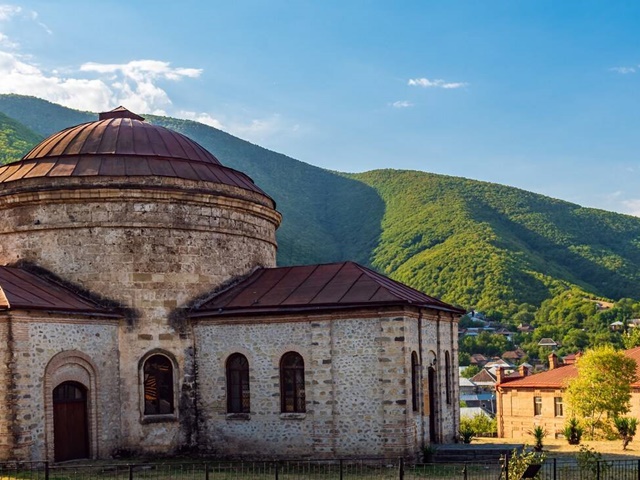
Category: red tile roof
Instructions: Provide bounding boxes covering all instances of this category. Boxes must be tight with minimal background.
[498,346,640,389]
[0,266,120,316]
[498,364,577,388]
[191,261,465,317]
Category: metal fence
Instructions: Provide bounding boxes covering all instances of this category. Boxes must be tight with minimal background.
[1,458,640,480]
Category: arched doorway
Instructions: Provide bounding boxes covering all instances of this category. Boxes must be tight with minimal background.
[428,367,437,442]
[53,381,89,461]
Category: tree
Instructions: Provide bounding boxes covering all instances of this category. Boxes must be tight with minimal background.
[461,364,481,378]
[622,328,640,349]
[566,345,638,436]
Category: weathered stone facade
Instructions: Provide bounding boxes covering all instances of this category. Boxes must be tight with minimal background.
[0,108,461,462]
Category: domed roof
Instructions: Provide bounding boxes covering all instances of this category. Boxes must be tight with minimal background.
[0,107,269,198]
[24,107,221,165]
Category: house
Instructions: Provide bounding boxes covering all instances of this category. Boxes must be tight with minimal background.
[502,348,526,363]
[496,350,640,439]
[0,108,464,462]
[537,338,558,348]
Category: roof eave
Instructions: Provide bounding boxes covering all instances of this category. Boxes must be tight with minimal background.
[190,300,464,319]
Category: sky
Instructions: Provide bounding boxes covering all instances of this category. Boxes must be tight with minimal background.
[0,1,639,216]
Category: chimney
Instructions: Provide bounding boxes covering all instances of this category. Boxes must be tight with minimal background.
[548,352,560,370]
[519,364,529,377]
[496,367,505,385]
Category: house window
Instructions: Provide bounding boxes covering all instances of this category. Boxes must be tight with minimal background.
[227,353,250,413]
[280,352,305,413]
[554,397,564,417]
[411,352,420,412]
[445,351,451,405]
[143,355,173,415]
[533,396,542,416]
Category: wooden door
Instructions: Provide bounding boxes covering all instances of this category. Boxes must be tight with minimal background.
[53,382,89,461]
[428,367,437,442]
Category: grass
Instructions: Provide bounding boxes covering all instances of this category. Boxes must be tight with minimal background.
[475,435,640,460]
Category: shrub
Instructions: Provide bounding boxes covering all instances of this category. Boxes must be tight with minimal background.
[527,426,547,452]
[563,417,583,445]
[502,448,545,480]
[614,416,638,450]
[459,420,475,443]
[460,413,497,437]
[576,445,609,477]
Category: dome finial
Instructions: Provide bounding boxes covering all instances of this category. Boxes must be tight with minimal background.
[99,106,145,121]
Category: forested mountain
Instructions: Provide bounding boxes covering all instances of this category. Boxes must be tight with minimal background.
[1,94,639,329]
[0,109,43,165]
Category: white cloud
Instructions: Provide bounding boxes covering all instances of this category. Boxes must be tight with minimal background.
[0,52,207,114]
[391,100,413,108]
[610,66,636,74]
[408,77,468,89]
[178,110,225,129]
[0,4,21,21]
[622,199,640,217]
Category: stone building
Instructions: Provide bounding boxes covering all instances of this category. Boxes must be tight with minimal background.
[0,108,463,462]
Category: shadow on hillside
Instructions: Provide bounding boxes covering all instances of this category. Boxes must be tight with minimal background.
[468,199,638,300]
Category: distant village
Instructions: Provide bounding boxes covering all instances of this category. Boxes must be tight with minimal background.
[459,309,640,439]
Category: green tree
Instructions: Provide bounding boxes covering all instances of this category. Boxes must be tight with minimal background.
[622,328,640,349]
[461,364,481,378]
[566,345,638,436]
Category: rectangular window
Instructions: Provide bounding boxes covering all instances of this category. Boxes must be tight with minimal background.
[554,397,563,417]
[534,396,542,416]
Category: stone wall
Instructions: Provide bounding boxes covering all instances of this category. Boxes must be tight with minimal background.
[0,315,11,460]
[0,175,281,455]
[6,312,120,461]
[193,307,460,459]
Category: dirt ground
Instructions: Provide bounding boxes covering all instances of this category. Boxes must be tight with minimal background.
[474,435,640,460]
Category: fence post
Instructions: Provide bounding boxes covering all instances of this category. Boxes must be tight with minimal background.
[44,461,49,480]
[128,464,133,480]
[596,460,600,480]
[274,461,279,480]
[637,459,640,480]
[339,459,343,480]
[463,463,468,480]
[204,463,209,480]
[505,452,509,480]
[398,458,404,480]
[553,457,556,480]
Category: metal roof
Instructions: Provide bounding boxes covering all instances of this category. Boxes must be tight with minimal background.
[191,261,465,317]
[0,266,119,317]
[0,107,270,198]
[498,347,640,389]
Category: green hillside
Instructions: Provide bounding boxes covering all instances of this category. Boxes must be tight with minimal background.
[350,170,640,318]
[1,94,640,325]
[0,110,42,165]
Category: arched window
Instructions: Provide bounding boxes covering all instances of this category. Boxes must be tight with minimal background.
[280,352,305,413]
[445,351,451,405]
[226,353,250,413]
[411,351,420,412]
[143,355,174,415]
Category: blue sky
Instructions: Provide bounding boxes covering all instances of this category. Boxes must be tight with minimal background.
[0,1,639,216]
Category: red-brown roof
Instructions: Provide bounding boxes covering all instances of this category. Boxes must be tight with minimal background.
[470,369,497,384]
[191,261,465,317]
[498,364,577,388]
[498,347,640,389]
[0,107,269,198]
[0,266,119,316]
